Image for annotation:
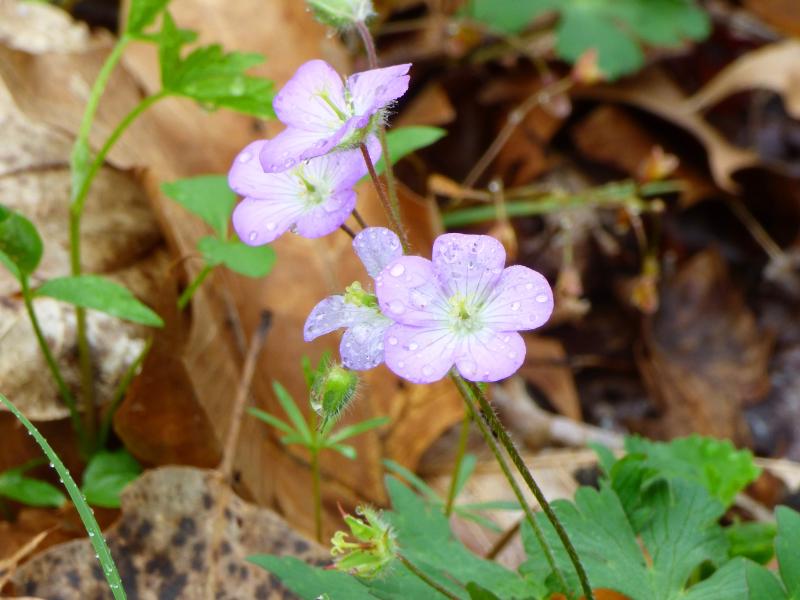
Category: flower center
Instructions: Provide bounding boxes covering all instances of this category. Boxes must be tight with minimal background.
[344,281,379,309]
[296,169,330,208]
[447,293,483,333]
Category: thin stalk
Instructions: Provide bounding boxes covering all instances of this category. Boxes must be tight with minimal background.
[444,412,470,517]
[360,144,409,252]
[177,263,213,310]
[397,554,461,600]
[464,378,594,600]
[340,223,357,240]
[20,278,85,448]
[486,517,522,560]
[311,448,323,543]
[352,208,368,230]
[450,372,568,594]
[97,338,152,449]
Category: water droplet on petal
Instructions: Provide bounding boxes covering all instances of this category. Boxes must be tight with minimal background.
[511,302,520,311]
[266,222,277,231]
[388,336,398,346]
[389,300,405,314]
[536,294,549,303]
[390,264,405,277]
[422,365,433,377]
[237,152,252,163]
[525,283,534,290]
[407,342,418,351]
[460,359,476,374]
[508,351,516,359]
[248,231,258,242]
[284,158,296,169]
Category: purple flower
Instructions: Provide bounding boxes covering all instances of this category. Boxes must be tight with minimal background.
[228,137,380,246]
[375,234,554,384]
[304,227,402,369]
[260,59,411,173]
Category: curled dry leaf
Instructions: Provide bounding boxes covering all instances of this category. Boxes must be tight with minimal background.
[638,250,772,442]
[11,466,326,599]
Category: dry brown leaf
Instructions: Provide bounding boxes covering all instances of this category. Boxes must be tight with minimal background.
[396,82,456,127]
[744,0,800,37]
[580,68,760,191]
[0,0,92,53]
[638,250,771,441]
[519,336,581,420]
[11,466,326,599]
[686,40,800,120]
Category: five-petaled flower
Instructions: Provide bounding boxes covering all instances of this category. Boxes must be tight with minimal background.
[259,59,410,173]
[375,234,554,383]
[228,137,380,246]
[304,227,402,369]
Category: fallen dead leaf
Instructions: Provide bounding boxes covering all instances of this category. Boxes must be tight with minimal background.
[743,0,800,37]
[518,336,582,421]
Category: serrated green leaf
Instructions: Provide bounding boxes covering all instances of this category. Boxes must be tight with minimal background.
[125,0,170,35]
[248,555,374,599]
[374,126,447,176]
[161,175,237,238]
[35,275,163,327]
[81,449,142,509]
[776,506,800,598]
[725,521,776,565]
[156,12,275,118]
[0,205,43,279]
[0,470,66,507]
[683,557,786,600]
[197,236,275,277]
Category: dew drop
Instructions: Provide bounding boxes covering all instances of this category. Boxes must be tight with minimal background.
[422,365,433,377]
[511,301,521,311]
[388,336,398,346]
[460,359,476,374]
[248,231,258,242]
[237,151,252,163]
[284,158,296,169]
[389,300,405,314]
[535,294,549,303]
[390,264,405,277]
[508,351,517,359]
[525,283,534,290]
[265,222,277,231]
[407,342,418,351]
[398,361,405,368]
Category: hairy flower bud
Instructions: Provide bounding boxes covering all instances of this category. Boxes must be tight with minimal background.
[306,0,374,28]
[331,506,397,578]
[310,361,359,429]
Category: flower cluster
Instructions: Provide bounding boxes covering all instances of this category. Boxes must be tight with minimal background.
[228,59,410,246]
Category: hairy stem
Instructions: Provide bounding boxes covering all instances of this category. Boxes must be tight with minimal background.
[450,372,568,593]
[444,411,470,517]
[177,263,213,310]
[465,378,594,600]
[360,144,409,252]
[397,554,461,600]
[311,448,323,543]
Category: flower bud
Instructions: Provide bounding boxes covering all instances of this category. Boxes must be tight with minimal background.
[331,505,397,578]
[310,361,359,429]
[306,0,374,29]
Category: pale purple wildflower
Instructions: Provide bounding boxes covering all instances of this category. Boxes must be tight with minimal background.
[304,227,402,370]
[260,59,411,173]
[228,137,380,246]
[375,234,554,384]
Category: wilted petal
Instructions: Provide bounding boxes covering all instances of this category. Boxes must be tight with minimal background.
[375,256,449,327]
[340,316,391,370]
[259,126,344,174]
[432,233,505,300]
[294,189,356,238]
[232,196,305,246]
[353,227,402,278]
[272,59,347,132]
[383,323,457,383]
[483,265,554,331]
[455,330,525,383]
[347,64,411,117]
[304,295,374,341]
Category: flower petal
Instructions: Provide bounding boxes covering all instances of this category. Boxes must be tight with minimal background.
[229,140,305,199]
[340,316,391,370]
[375,256,450,327]
[294,189,356,238]
[483,265,554,331]
[455,330,525,382]
[232,196,306,246]
[258,126,343,174]
[303,144,372,192]
[272,59,347,132]
[432,233,506,301]
[304,295,374,341]
[383,323,457,383]
[346,64,411,117]
[353,227,403,279]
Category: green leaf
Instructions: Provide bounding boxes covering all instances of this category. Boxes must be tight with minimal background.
[374,126,447,176]
[0,205,43,279]
[248,555,374,600]
[247,407,295,436]
[197,236,275,277]
[125,0,170,35]
[382,459,441,503]
[35,275,163,327]
[161,175,237,238]
[0,469,66,507]
[81,449,142,509]
[453,453,477,499]
[462,0,557,34]
[725,521,776,565]
[467,582,502,600]
[156,12,275,118]
[326,416,390,445]
[329,443,357,460]
[683,558,786,600]
[272,381,312,444]
[776,506,800,597]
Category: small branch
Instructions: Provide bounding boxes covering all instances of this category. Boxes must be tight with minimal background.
[486,517,522,560]
[218,311,273,480]
[397,554,461,600]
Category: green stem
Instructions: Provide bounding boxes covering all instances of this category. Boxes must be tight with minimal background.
[177,263,214,310]
[397,554,461,600]
[464,378,594,600]
[0,393,126,599]
[360,144,409,252]
[450,372,568,594]
[20,278,86,450]
[311,448,322,543]
[444,411,470,517]
[97,338,152,449]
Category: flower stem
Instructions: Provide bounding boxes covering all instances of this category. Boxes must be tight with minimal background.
[340,223,357,240]
[444,411,470,517]
[397,553,461,600]
[20,278,86,452]
[177,263,213,310]
[450,372,569,594]
[352,208,368,230]
[360,143,409,252]
[464,377,594,600]
[311,448,323,543]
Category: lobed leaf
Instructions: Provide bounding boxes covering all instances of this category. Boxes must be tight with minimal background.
[197,236,276,277]
[125,0,170,35]
[161,175,237,238]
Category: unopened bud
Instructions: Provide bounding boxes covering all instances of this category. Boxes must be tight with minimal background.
[310,362,359,429]
[306,0,374,28]
[331,505,397,578]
